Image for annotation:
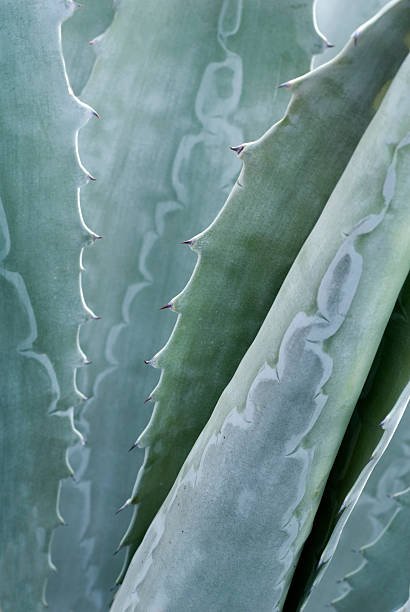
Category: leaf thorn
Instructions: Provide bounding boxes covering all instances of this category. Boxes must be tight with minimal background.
[229,145,244,155]
[115,499,131,515]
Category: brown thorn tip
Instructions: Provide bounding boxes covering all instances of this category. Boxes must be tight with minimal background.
[144,396,152,404]
[144,359,151,365]
[129,442,137,452]
[160,302,172,311]
[325,40,335,48]
[278,81,291,89]
[84,359,92,366]
[92,315,102,320]
[229,145,244,155]
[113,546,121,556]
[180,239,193,245]
[88,174,97,182]
[92,110,101,120]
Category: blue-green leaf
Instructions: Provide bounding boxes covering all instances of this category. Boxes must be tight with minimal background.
[0,1,97,608]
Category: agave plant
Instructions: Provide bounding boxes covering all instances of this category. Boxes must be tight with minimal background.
[1,1,409,611]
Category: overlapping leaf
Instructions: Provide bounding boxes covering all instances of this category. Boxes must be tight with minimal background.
[126,0,410,571]
[50,1,324,606]
[112,30,410,612]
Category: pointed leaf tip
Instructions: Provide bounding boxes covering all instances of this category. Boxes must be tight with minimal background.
[278,81,292,89]
[229,145,244,155]
[160,302,173,311]
[115,499,131,515]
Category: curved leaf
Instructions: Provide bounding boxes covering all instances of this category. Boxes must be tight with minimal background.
[112,46,410,612]
[304,390,410,610]
[286,275,410,610]
[333,488,410,612]
[49,0,324,606]
[128,0,410,567]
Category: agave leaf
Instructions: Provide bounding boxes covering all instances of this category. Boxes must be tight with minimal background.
[127,0,410,567]
[0,1,96,609]
[285,275,410,610]
[49,0,323,606]
[333,487,410,612]
[304,393,410,611]
[112,49,410,612]
[62,0,115,95]
[313,0,388,67]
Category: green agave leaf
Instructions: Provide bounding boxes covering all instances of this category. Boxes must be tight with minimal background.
[304,394,410,611]
[49,0,323,606]
[112,49,410,612]
[62,0,115,95]
[285,275,410,610]
[126,0,410,568]
[0,1,97,609]
[333,487,410,612]
[313,0,388,67]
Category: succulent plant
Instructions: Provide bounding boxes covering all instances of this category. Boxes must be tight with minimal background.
[1,0,409,611]
[123,0,410,568]
[111,48,410,611]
